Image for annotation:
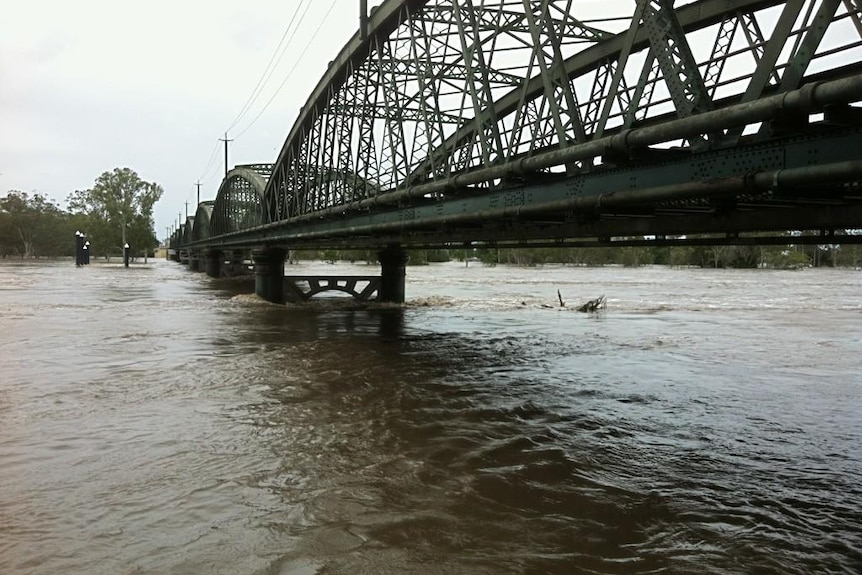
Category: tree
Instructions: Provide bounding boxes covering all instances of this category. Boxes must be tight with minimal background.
[0,191,70,257]
[67,168,163,257]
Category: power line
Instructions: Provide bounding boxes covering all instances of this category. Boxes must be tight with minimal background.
[226,0,314,134]
[197,139,222,184]
[234,0,339,140]
[193,0,338,213]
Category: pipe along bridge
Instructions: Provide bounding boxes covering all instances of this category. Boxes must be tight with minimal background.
[170,0,862,303]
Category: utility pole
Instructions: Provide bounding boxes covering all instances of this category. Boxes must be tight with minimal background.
[195,181,201,206]
[219,132,233,178]
[185,202,189,219]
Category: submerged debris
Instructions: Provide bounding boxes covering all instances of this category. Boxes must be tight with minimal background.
[577,295,606,313]
[552,290,607,312]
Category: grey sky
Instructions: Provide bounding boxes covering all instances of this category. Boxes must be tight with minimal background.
[4,0,853,240]
[1,0,382,238]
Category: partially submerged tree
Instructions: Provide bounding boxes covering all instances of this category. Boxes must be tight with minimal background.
[68,168,163,257]
[0,191,71,257]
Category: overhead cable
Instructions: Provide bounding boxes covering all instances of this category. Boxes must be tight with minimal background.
[197,139,222,184]
[234,0,339,140]
[226,0,314,133]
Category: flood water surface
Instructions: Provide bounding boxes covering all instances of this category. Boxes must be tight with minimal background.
[1,260,860,574]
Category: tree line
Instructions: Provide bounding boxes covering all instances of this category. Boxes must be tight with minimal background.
[1,168,162,259]
[4,169,859,268]
[295,238,862,269]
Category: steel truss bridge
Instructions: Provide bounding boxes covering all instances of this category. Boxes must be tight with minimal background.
[170,0,862,301]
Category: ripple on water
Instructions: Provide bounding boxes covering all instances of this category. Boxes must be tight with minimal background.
[1,261,860,574]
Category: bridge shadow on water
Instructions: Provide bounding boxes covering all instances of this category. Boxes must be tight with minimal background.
[187,282,692,574]
[185,273,857,575]
[202,274,407,340]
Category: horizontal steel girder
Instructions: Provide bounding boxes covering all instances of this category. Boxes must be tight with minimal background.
[190,125,862,250]
[189,1,862,250]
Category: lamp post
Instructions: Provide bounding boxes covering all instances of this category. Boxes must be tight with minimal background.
[83,240,90,265]
[123,243,130,268]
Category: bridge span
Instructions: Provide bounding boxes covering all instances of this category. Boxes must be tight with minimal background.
[171,0,862,303]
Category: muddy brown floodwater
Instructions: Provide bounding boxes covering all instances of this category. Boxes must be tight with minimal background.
[1,260,860,574]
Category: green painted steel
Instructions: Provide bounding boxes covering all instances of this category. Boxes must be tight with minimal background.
[178,0,862,253]
[194,127,862,250]
[192,201,215,242]
[210,165,271,237]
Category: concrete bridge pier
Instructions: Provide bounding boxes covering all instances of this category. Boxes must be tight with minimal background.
[223,250,250,277]
[253,248,286,304]
[204,249,222,278]
[188,251,202,272]
[378,244,408,304]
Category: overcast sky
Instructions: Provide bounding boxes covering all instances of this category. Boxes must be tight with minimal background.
[4,1,852,241]
[1,0,384,239]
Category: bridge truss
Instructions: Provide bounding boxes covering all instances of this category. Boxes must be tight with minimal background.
[192,0,862,251]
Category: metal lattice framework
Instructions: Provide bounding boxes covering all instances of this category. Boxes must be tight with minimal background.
[182,217,195,245]
[170,224,185,251]
[210,165,272,237]
[260,0,862,226]
[191,201,216,242]
[171,0,862,254]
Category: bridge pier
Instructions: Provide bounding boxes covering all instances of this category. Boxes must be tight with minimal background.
[188,251,202,272]
[253,248,286,304]
[221,250,250,277]
[204,249,221,277]
[378,244,407,304]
